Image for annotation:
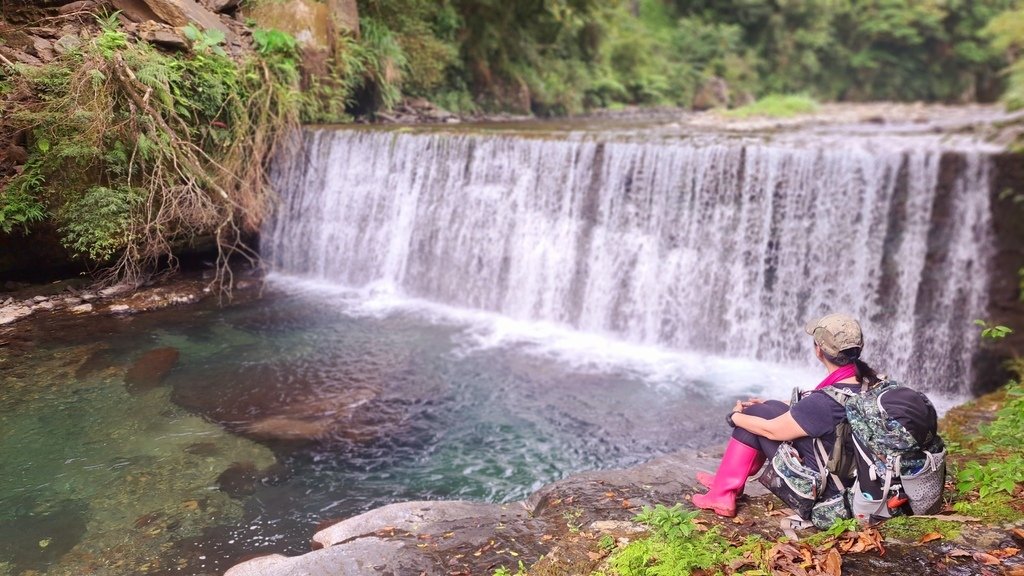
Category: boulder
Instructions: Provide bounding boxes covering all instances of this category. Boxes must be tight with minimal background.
[111,0,164,23]
[4,144,28,165]
[0,46,42,66]
[140,0,230,35]
[57,0,97,15]
[692,76,730,111]
[238,388,378,443]
[125,347,180,392]
[108,304,132,314]
[200,0,239,14]
[325,0,359,34]
[98,283,133,298]
[0,305,32,326]
[225,450,738,576]
[29,37,56,62]
[53,34,83,54]
[139,26,188,50]
[243,0,329,51]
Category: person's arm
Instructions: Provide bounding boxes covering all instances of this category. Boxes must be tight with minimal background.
[729,400,808,441]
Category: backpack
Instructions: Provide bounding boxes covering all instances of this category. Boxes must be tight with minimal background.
[818,379,947,523]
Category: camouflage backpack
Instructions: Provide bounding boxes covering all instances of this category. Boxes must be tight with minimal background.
[818,379,947,523]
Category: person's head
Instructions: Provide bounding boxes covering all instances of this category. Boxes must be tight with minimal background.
[804,313,863,366]
[805,313,879,385]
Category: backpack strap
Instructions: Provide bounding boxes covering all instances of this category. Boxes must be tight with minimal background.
[813,437,847,494]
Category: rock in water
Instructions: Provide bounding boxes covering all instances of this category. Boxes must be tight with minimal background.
[125,347,180,393]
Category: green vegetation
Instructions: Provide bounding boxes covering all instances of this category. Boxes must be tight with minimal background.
[984,6,1024,111]
[952,381,1024,518]
[801,517,858,547]
[607,504,756,576]
[493,560,528,576]
[725,94,819,119]
[0,13,302,289]
[349,0,1019,116]
[881,516,962,541]
[940,372,1024,524]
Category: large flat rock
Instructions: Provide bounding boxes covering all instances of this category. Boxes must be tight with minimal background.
[225,449,767,575]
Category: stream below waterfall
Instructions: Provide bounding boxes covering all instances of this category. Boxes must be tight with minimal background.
[1,278,831,575]
[0,111,1004,574]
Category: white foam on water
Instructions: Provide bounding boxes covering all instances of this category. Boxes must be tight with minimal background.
[269,272,965,415]
[272,273,863,404]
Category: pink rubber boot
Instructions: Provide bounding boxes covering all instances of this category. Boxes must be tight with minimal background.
[691,439,763,517]
[695,450,766,495]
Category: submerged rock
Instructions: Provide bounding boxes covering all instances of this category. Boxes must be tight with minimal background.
[238,389,378,443]
[125,347,180,392]
[0,496,89,574]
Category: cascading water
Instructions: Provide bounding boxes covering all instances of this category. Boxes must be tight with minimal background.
[266,126,995,395]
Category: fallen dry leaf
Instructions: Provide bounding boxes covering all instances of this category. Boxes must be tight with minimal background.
[947,548,972,557]
[1012,527,1024,541]
[919,532,943,543]
[1003,567,1024,576]
[991,547,1020,559]
[973,551,1002,565]
[822,548,842,576]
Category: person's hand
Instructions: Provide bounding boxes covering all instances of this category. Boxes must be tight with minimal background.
[740,398,764,408]
[733,400,745,413]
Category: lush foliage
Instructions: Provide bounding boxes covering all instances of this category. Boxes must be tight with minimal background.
[984,6,1024,111]
[607,504,755,575]
[725,94,819,119]
[955,382,1024,500]
[0,15,301,288]
[351,0,1018,116]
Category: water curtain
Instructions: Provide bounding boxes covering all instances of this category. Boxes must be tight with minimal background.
[266,128,994,394]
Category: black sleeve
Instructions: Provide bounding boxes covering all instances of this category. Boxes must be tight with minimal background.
[789,392,837,438]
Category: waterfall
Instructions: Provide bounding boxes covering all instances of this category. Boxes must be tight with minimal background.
[266,127,994,394]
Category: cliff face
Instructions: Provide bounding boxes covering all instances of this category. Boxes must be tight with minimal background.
[976,152,1024,394]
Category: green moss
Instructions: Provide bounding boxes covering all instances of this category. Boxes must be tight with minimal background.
[881,516,962,542]
[953,493,1022,524]
[725,94,819,118]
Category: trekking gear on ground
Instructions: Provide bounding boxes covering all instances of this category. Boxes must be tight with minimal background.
[758,442,826,520]
[820,379,946,523]
[692,439,763,517]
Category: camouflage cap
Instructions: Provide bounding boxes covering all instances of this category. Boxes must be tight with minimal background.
[804,313,863,357]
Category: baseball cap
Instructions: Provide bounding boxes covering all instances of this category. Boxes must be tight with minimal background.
[804,313,863,357]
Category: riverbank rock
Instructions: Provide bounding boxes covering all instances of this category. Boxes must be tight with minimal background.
[125,347,181,392]
[224,450,734,575]
[0,304,33,326]
[692,76,730,110]
[139,0,229,35]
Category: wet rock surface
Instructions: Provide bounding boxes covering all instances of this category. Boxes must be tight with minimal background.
[224,442,1024,576]
[224,450,730,575]
[0,495,89,574]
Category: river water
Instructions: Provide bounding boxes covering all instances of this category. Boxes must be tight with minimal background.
[0,113,1002,574]
[1,279,821,575]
